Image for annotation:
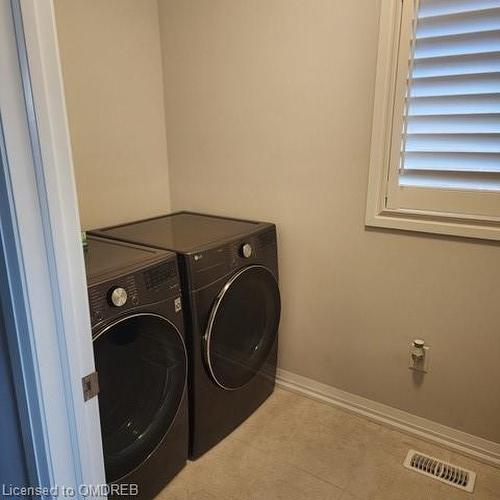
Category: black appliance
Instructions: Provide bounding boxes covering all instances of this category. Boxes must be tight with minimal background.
[90,212,281,459]
[84,235,188,498]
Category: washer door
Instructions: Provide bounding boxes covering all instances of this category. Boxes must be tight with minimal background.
[93,313,186,483]
[204,265,280,390]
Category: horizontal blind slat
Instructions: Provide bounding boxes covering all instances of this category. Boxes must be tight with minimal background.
[415,30,500,58]
[417,8,500,38]
[405,134,500,152]
[408,94,500,115]
[419,0,500,18]
[399,171,500,191]
[410,73,500,97]
[406,115,500,133]
[403,152,500,172]
[413,51,500,77]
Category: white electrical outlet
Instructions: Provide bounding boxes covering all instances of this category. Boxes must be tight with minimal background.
[409,342,430,373]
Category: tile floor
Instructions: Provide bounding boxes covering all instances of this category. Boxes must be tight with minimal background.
[157,388,500,500]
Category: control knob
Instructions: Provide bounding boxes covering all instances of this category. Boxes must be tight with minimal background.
[241,243,253,259]
[109,287,128,307]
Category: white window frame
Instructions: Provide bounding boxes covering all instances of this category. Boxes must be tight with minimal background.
[366,0,500,241]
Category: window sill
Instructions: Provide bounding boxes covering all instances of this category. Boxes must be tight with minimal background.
[366,208,500,242]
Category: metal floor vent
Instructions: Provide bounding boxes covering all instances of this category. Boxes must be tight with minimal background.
[403,450,476,493]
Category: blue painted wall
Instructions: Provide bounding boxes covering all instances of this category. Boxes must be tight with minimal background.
[0,303,29,493]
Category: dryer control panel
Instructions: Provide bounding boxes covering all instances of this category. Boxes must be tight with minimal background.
[187,227,277,290]
[88,260,181,327]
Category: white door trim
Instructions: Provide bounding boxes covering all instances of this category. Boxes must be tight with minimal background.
[0,0,105,496]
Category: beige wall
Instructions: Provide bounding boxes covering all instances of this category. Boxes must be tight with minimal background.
[158,0,500,442]
[54,0,171,230]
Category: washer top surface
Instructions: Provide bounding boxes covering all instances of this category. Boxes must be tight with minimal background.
[93,212,268,254]
[85,236,173,285]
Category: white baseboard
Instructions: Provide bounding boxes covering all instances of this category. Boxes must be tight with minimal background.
[276,368,500,468]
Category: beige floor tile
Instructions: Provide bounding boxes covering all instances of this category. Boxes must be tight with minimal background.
[155,463,210,500]
[345,437,500,500]
[233,389,382,489]
[242,457,344,500]
[371,428,500,499]
[281,420,369,489]
[377,425,454,459]
[344,445,402,499]
[158,431,344,500]
[374,468,467,500]
[444,451,500,500]
[339,492,361,500]
[386,466,500,500]
[180,438,261,499]
[155,438,255,499]
[229,387,306,449]
[156,479,220,500]
[347,454,460,500]
[157,389,500,500]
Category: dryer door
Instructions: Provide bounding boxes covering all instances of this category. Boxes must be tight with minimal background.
[93,313,186,483]
[204,265,281,390]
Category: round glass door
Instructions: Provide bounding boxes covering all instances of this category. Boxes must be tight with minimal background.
[93,313,186,483]
[204,265,280,390]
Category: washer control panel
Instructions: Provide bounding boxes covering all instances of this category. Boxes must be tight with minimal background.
[88,260,180,328]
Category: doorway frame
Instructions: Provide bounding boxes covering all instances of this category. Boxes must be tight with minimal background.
[0,0,105,496]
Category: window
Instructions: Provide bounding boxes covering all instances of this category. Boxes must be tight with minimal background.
[366,0,500,240]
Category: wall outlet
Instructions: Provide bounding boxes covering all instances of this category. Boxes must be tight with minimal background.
[409,344,430,373]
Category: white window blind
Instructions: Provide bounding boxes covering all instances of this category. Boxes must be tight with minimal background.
[367,0,500,239]
[399,0,500,192]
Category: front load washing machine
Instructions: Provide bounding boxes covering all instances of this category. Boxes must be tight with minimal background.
[91,212,281,459]
[84,236,188,497]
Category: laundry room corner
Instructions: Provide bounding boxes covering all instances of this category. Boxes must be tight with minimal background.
[53,0,173,230]
[156,0,500,448]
